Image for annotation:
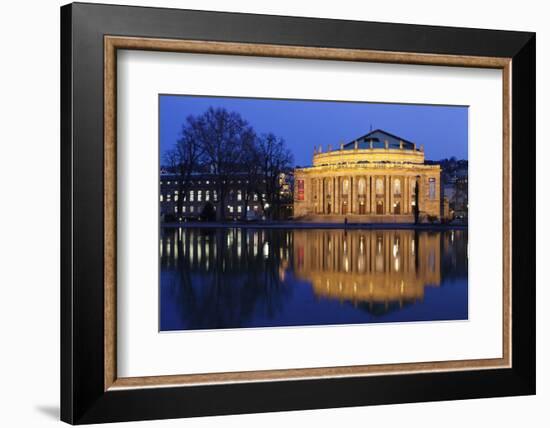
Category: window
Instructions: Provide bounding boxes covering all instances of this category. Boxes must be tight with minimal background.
[228,205,234,213]
[237,190,242,201]
[394,178,401,195]
[253,194,258,201]
[189,190,194,202]
[205,191,210,201]
[190,206,194,213]
[237,206,242,213]
[376,178,384,195]
[357,178,366,195]
[174,195,178,201]
[160,194,163,202]
[182,206,186,213]
[342,179,349,195]
[174,206,178,213]
[197,190,202,202]
[429,178,436,200]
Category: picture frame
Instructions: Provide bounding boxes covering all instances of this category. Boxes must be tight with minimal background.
[61,2,535,424]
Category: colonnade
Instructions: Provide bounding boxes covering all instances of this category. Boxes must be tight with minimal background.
[311,174,420,216]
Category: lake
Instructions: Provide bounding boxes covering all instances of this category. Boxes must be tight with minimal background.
[160,227,468,331]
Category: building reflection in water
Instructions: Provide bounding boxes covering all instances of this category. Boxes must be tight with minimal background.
[293,229,441,308]
[160,227,468,330]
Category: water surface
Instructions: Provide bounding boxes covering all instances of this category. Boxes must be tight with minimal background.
[160,227,468,331]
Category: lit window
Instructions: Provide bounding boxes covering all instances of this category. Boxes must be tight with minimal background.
[197,191,202,202]
[189,191,194,202]
[342,179,349,195]
[228,206,234,213]
[174,206,178,213]
[237,190,242,201]
[376,178,384,195]
[182,206,186,213]
[174,195,178,201]
[358,178,366,195]
[253,194,258,201]
[394,178,401,195]
[205,191,210,201]
[429,178,436,200]
[190,206,194,213]
[160,194,163,202]
[237,206,242,213]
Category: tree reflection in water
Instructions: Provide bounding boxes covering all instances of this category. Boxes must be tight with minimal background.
[160,227,468,331]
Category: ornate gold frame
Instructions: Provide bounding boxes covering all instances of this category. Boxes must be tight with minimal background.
[104,36,512,391]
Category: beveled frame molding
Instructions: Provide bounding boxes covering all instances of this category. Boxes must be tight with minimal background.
[104,35,512,392]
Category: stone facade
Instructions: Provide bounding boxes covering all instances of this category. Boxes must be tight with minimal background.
[294,130,442,223]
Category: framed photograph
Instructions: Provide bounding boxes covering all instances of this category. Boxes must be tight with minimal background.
[61,2,535,424]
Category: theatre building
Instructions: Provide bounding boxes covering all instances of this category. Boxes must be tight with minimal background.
[294,129,442,223]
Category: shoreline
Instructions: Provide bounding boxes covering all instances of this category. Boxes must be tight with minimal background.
[160,221,467,230]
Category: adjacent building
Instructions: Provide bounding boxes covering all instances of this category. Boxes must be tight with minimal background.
[294,129,443,223]
[159,171,293,222]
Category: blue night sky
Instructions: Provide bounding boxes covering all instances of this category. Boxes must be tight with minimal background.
[159,95,468,167]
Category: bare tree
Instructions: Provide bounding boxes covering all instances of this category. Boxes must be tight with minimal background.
[185,107,256,221]
[240,137,262,219]
[163,107,295,222]
[163,115,205,217]
[256,133,294,220]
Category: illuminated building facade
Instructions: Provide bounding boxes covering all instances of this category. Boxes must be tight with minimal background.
[294,129,442,222]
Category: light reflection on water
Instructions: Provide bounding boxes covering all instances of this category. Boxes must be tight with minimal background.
[160,227,468,331]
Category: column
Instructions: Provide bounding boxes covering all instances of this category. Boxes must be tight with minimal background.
[389,175,394,215]
[385,175,390,214]
[321,178,325,214]
[369,175,376,214]
[348,176,357,214]
[403,176,408,214]
[332,176,337,214]
[365,175,370,214]
[333,176,337,214]
[406,176,410,214]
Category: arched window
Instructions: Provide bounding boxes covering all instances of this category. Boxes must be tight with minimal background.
[376,178,384,195]
[358,178,366,195]
[394,178,401,195]
[342,178,349,195]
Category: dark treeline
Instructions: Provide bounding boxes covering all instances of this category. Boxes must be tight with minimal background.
[163,107,294,221]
